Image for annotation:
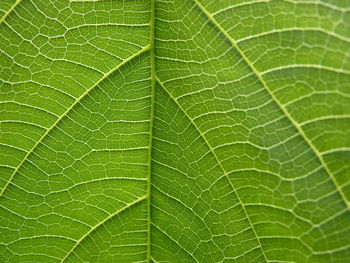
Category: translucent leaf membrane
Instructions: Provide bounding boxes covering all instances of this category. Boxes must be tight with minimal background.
[1,0,349,262]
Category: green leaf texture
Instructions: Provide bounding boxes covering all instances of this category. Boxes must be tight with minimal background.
[1,0,350,262]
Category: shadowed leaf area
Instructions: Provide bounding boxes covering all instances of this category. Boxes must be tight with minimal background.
[1,0,350,262]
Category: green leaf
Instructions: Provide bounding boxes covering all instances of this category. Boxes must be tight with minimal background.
[1,0,350,262]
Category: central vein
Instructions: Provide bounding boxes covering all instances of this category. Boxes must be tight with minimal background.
[147,0,156,262]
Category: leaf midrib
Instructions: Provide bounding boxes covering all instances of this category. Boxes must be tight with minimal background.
[146,0,156,262]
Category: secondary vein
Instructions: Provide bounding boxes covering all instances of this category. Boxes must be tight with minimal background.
[0,0,23,24]
[60,195,147,263]
[191,0,350,211]
[0,45,150,198]
[156,76,268,263]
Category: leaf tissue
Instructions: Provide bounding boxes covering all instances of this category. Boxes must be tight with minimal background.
[0,0,350,262]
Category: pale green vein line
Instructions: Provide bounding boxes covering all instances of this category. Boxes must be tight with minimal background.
[236,27,350,44]
[321,147,350,155]
[283,0,350,12]
[261,64,350,75]
[6,235,77,246]
[156,76,268,263]
[147,1,156,262]
[192,0,350,210]
[152,223,199,263]
[300,115,350,126]
[0,45,150,198]
[60,195,147,263]
[0,0,22,24]
[151,256,160,263]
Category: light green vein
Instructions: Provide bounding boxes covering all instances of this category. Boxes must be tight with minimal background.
[156,76,268,263]
[0,45,150,198]
[147,1,156,262]
[60,195,147,263]
[151,256,160,263]
[152,223,199,263]
[0,0,22,24]
[192,0,350,210]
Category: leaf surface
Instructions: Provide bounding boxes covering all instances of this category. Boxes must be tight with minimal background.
[1,0,350,262]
